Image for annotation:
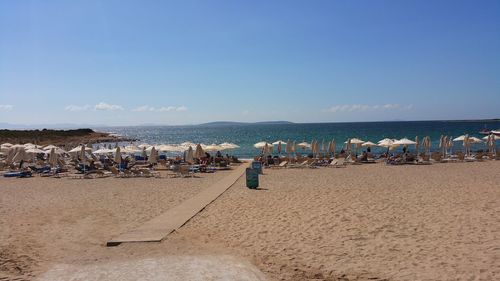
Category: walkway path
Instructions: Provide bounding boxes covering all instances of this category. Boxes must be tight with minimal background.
[107,162,250,246]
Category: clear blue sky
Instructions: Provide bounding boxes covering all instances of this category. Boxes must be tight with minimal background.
[1,0,499,126]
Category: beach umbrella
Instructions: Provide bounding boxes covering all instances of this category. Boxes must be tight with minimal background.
[149,147,158,164]
[272,140,287,146]
[394,138,416,146]
[123,145,140,153]
[414,136,420,155]
[468,137,483,143]
[25,147,46,154]
[48,148,58,167]
[12,147,27,163]
[5,148,16,164]
[285,140,291,156]
[205,143,223,152]
[138,143,150,148]
[348,138,365,145]
[447,137,453,155]
[254,141,271,149]
[185,146,194,164]
[195,144,205,159]
[297,142,311,149]
[463,134,469,155]
[44,145,58,150]
[482,135,500,140]
[114,146,122,164]
[453,135,467,142]
[361,141,377,147]
[220,142,239,149]
[69,146,92,154]
[93,148,111,154]
[1,143,13,147]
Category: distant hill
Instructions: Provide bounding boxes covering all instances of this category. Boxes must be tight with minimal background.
[199,121,294,126]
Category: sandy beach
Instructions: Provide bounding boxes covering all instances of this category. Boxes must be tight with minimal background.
[1,161,499,280]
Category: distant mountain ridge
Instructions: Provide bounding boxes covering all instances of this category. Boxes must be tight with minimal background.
[198,121,295,126]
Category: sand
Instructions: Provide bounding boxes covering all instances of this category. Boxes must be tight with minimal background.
[1,161,500,280]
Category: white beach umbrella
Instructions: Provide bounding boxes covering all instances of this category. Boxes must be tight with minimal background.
[453,135,467,142]
[285,140,291,156]
[348,138,365,144]
[48,148,58,167]
[463,134,469,155]
[272,140,287,145]
[138,143,151,149]
[447,137,453,155]
[220,142,239,149]
[5,148,16,164]
[123,145,140,153]
[393,138,416,146]
[80,145,88,163]
[185,146,194,164]
[1,142,13,147]
[482,135,500,140]
[114,146,122,164]
[149,147,158,164]
[361,141,376,147]
[468,137,483,143]
[415,136,420,155]
[12,147,27,163]
[205,144,223,152]
[254,141,271,149]
[93,148,111,154]
[43,145,59,150]
[195,144,205,158]
[69,146,92,153]
[25,147,46,154]
[297,142,311,149]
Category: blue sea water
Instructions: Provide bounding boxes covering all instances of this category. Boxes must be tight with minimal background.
[96,121,500,158]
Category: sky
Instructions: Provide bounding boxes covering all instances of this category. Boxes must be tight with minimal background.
[0,0,499,126]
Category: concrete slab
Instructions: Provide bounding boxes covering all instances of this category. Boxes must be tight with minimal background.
[37,255,267,281]
[107,162,250,246]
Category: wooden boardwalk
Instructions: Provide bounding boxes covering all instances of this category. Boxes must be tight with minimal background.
[107,162,250,246]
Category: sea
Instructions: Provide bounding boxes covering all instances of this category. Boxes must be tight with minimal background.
[95,120,500,158]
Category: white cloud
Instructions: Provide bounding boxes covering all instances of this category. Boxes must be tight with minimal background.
[326,104,413,113]
[0,105,13,112]
[94,102,124,111]
[64,105,91,112]
[132,105,188,112]
[132,105,154,112]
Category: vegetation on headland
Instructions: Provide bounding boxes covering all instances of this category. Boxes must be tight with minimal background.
[0,128,134,146]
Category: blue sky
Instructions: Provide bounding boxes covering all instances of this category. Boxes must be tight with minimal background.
[0,0,499,126]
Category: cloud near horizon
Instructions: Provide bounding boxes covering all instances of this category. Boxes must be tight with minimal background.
[0,105,14,112]
[65,102,124,112]
[94,102,124,111]
[132,105,188,112]
[326,104,413,113]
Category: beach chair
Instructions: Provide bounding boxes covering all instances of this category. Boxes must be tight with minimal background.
[335,158,346,168]
[110,166,125,178]
[142,169,161,178]
[179,165,193,178]
[274,161,287,168]
[475,152,485,161]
